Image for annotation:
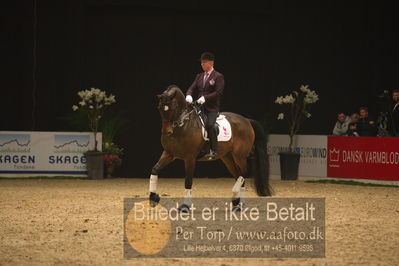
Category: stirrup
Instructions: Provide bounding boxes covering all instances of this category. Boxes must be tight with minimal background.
[205,150,216,160]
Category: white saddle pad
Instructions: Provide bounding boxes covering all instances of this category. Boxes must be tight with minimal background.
[201,114,232,142]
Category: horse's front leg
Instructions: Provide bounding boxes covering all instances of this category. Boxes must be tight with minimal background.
[149,151,174,207]
[178,157,196,213]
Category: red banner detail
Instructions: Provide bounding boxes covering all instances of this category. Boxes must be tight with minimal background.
[327,136,399,181]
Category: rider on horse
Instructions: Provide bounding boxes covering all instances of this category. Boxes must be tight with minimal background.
[185,52,225,160]
[149,53,271,211]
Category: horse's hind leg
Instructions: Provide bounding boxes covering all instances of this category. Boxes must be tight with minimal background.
[178,157,196,213]
[221,154,245,210]
[232,154,251,209]
[149,151,174,206]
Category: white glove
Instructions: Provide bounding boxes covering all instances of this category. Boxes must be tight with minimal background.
[185,95,193,104]
[197,96,205,105]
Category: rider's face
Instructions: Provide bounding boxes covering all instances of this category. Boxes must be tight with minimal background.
[201,60,213,72]
[393,92,399,103]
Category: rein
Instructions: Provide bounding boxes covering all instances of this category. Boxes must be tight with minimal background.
[192,103,206,128]
[162,108,195,128]
[162,103,205,129]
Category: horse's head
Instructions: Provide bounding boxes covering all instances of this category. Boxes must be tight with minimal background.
[157,85,186,136]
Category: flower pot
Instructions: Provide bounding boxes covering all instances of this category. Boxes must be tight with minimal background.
[105,163,116,178]
[84,151,105,180]
[279,152,300,180]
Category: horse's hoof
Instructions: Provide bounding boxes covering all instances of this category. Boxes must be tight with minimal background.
[178,204,190,213]
[149,192,160,207]
[232,198,241,212]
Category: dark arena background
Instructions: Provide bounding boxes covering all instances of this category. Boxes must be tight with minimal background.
[2,0,398,177]
[1,1,399,265]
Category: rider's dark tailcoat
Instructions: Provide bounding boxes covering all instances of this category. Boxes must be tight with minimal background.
[186,70,224,112]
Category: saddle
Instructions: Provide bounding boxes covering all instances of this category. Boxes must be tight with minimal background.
[191,104,232,159]
[199,114,232,142]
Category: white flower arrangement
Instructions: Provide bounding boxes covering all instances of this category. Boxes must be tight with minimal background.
[275,85,319,152]
[72,88,116,151]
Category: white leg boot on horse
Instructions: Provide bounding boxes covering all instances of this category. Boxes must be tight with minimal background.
[149,151,174,207]
[178,189,192,213]
[149,174,160,207]
[232,176,245,211]
[239,186,246,204]
[220,154,249,211]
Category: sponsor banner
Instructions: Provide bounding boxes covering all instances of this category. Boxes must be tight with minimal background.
[0,131,101,175]
[267,135,327,177]
[327,136,399,181]
[124,198,325,258]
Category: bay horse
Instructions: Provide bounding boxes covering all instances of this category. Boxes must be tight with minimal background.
[149,85,272,211]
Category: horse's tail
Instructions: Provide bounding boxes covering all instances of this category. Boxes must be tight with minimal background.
[249,119,273,196]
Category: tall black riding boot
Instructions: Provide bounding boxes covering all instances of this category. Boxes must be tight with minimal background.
[206,126,217,160]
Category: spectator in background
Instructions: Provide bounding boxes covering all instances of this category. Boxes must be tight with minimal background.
[389,89,399,137]
[358,107,377,136]
[347,113,360,136]
[333,112,350,136]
